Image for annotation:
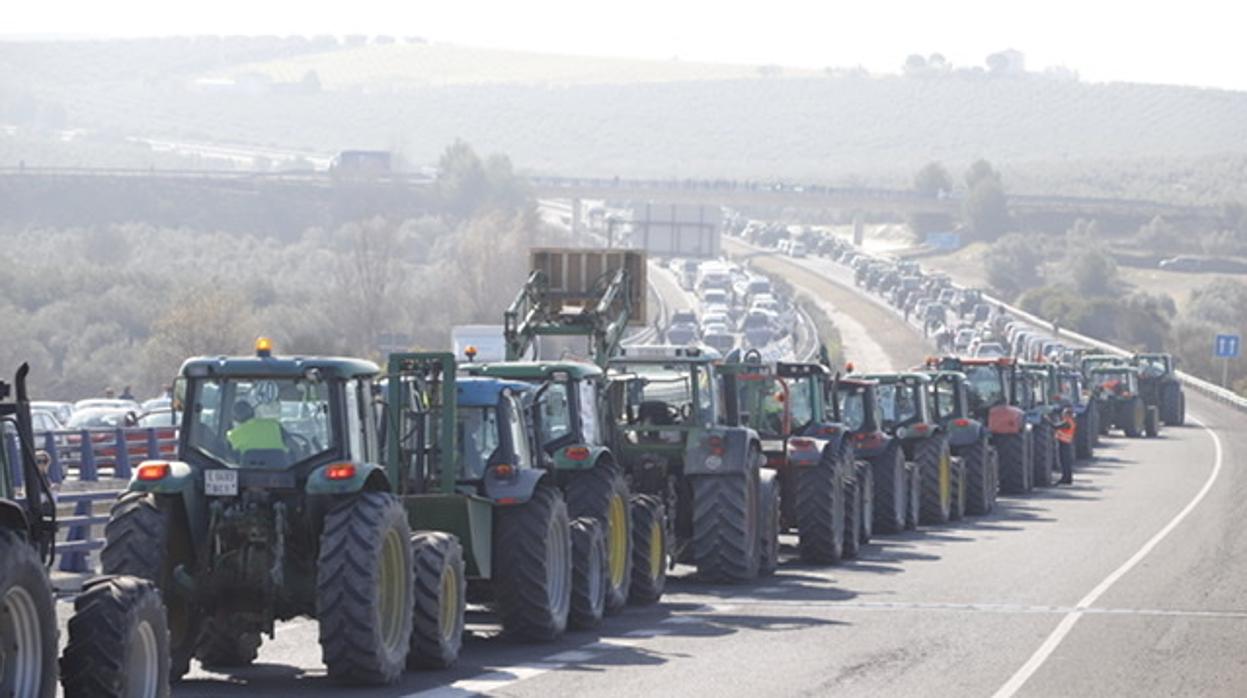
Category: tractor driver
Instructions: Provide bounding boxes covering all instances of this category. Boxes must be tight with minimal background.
[226,400,286,457]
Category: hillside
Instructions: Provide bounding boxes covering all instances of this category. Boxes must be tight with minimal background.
[4,39,1247,201]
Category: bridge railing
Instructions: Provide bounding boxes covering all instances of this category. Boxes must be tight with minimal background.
[3,425,178,573]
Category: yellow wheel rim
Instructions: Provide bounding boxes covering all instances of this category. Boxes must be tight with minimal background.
[608,494,628,588]
[378,527,406,651]
[938,451,951,507]
[439,565,459,642]
[648,521,663,579]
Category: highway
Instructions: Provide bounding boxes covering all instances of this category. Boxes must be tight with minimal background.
[98,244,1243,697]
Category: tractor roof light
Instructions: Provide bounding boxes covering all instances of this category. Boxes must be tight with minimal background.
[465,345,478,362]
[255,337,274,357]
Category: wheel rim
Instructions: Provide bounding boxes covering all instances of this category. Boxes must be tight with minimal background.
[1,586,42,697]
[607,494,628,589]
[439,566,459,642]
[124,618,160,698]
[648,521,663,579]
[546,513,570,616]
[938,449,951,508]
[378,527,407,652]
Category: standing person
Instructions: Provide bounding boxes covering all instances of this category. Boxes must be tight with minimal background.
[103,387,116,399]
[120,385,135,401]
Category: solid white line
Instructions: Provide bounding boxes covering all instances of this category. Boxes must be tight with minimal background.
[992,415,1224,698]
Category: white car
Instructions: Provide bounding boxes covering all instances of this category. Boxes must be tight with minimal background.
[973,342,1006,358]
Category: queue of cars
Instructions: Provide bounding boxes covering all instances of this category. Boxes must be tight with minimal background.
[663,257,798,354]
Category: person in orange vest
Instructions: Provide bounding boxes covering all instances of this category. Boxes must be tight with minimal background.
[1055,410,1076,485]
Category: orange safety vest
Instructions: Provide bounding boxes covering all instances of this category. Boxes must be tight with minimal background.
[1055,413,1076,444]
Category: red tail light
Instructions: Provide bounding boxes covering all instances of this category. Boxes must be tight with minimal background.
[136,462,170,481]
[789,438,817,451]
[953,418,970,428]
[565,446,591,461]
[326,463,357,480]
[705,436,725,456]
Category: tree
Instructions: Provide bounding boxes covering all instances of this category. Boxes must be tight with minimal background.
[913,162,953,197]
[964,159,1001,189]
[963,178,1009,241]
[903,54,927,76]
[329,217,404,355]
[143,288,256,386]
[984,233,1043,298]
[436,140,489,217]
[1070,248,1118,296]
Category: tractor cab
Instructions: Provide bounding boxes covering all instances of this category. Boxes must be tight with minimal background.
[858,373,940,444]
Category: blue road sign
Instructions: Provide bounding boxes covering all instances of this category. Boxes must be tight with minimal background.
[1214,334,1240,358]
[925,232,962,251]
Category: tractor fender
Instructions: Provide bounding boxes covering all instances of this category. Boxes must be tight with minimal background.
[305,461,390,495]
[684,426,754,475]
[127,459,196,495]
[0,499,29,539]
[945,419,983,448]
[988,405,1026,435]
[550,444,611,471]
[801,422,851,461]
[484,467,546,505]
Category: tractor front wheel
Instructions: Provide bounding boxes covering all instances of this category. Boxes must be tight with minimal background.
[61,575,169,698]
[494,485,572,640]
[0,529,57,698]
[566,464,632,613]
[407,532,466,670]
[627,495,667,605]
[569,517,608,630]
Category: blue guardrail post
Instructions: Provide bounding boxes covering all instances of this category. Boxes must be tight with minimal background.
[58,499,94,573]
[113,428,132,480]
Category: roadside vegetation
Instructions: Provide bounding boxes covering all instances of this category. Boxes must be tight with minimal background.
[0,142,567,399]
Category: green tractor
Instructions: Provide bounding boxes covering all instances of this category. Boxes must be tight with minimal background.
[1,364,171,697]
[721,352,866,562]
[1017,363,1064,488]
[1090,365,1159,438]
[834,376,906,535]
[606,345,778,583]
[921,369,999,516]
[932,357,1034,496]
[1054,365,1099,461]
[102,341,466,684]
[459,247,642,608]
[387,353,601,636]
[1132,353,1186,426]
[858,372,957,527]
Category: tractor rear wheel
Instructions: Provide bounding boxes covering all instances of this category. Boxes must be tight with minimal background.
[1144,406,1160,438]
[565,464,632,613]
[1033,421,1055,488]
[494,485,572,640]
[61,575,169,698]
[101,492,198,681]
[0,529,57,698]
[317,492,415,684]
[796,444,846,563]
[1075,410,1094,460]
[758,470,781,576]
[1124,398,1145,438]
[961,440,995,515]
[1160,382,1183,426]
[870,445,907,534]
[627,495,667,605]
[842,472,862,559]
[196,615,261,668]
[905,461,921,530]
[407,532,465,670]
[949,456,966,521]
[916,436,952,525]
[568,517,608,630]
[996,432,1029,495]
[692,467,760,583]
[856,462,874,545]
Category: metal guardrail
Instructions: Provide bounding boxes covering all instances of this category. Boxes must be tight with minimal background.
[4,426,175,573]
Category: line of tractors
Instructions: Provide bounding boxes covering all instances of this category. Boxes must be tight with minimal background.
[0,244,1188,695]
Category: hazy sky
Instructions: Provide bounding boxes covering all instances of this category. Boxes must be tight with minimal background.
[7,0,1242,90]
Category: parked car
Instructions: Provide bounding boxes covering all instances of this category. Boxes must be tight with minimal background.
[32,400,74,425]
[72,398,140,413]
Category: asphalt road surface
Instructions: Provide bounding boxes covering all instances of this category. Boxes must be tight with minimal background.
[61,246,1246,697]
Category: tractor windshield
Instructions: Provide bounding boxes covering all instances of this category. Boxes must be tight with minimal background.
[835,385,871,431]
[187,377,333,469]
[962,365,1007,413]
[877,382,918,429]
[1094,370,1135,395]
[1136,356,1168,377]
[613,362,708,427]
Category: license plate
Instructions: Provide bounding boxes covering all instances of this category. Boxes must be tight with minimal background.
[204,469,239,496]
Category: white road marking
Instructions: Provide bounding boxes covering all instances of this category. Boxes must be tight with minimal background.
[403,662,560,698]
[623,627,674,638]
[992,415,1225,698]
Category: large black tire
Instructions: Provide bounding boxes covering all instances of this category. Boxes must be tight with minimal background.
[407,532,465,670]
[1160,382,1183,426]
[905,462,921,531]
[758,470,781,576]
[1176,390,1187,427]
[1144,406,1160,438]
[1089,402,1102,446]
[691,468,760,583]
[569,517,608,630]
[796,444,846,563]
[318,492,415,684]
[1075,410,1094,460]
[196,615,261,668]
[627,495,667,605]
[949,456,966,522]
[842,472,862,559]
[1124,398,1145,438]
[565,464,632,613]
[101,492,199,681]
[996,432,1029,495]
[1033,421,1056,488]
[916,436,952,525]
[494,485,572,640]
[0,529,57,698]
[960,439,996,515]
[62,575,170,698]
[870,444,907,534]
[856,462,874,545]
